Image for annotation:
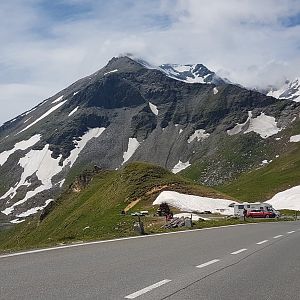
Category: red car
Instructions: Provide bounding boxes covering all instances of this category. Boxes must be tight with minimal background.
[247,210,276,218]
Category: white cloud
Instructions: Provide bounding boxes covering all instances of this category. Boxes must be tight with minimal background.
[0,0,300,124]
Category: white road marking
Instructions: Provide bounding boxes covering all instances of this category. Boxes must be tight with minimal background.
[196,259,220,269]
[125,279,171,299]
[287,231,295,234]
[256,240,268,245]
[231,248,247,255]
[0,223,259,259]
[273,235,283,239]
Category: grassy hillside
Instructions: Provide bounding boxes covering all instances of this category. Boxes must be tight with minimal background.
[0,162,231,252]
[216,134,300,202]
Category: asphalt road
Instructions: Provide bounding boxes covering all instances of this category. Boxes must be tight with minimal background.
[1,221,300,300]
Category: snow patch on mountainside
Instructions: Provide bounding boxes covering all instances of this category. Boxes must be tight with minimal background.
[63,127,106,168]
[104,69,118,76]
[244,112,281,138]
[227,111,281,138]
[213,87,218,95]
[290,134,300,142]
[0,134,41,166]
[18,100,67,134]
[17,199,54,218]
[266,185,300,210]
[153,191,236,215]
[1,144,62,215]
[122,138,140,165]
[52,95,64,104]
[172,160,191,174]
[188,129,210,143]
[68,106,79,117]
[149,102,158,115]
[1,128,106,216]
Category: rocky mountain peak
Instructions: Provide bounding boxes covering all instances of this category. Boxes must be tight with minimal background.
[267,77,300,102]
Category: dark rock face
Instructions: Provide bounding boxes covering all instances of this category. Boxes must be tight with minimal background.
[0,55,299,221]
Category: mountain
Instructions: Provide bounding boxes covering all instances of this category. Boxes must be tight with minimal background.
[267,78,300,102]
[0,55,300,223]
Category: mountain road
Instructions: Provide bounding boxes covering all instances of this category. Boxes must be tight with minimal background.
[1,221,300,299]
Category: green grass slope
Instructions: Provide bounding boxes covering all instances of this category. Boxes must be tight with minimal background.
[216,134,300,202]
[0,162,231,252]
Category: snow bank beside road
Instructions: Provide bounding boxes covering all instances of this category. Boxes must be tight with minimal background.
[153,191,236,215]
[266,185,300,210]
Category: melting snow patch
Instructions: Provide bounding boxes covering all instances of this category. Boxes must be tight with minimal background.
[104,69,118,76]
[244,112,281,138]
[68,106,79,117]
[63,127,106,168]
[179,129,183,134]
[73,91,79,96]
[122,138,140,165]
[52,95,64,104]
[18,100,67,134]
[149,102,158,115]
[10,218,25,224]
[213,87,218,95]
[260,160,272,166]
[1,128,106,216]
[58,179,65,188]
[188,129,210,143]
[16,199,54,218]
[24,116,32,123]
[266,186,300,210]
[290,134,300,142]
[227,111,281,138]
[172,160,191,174]
[0,134,41,166]
[1,144,63,215]
[153,191,237,215]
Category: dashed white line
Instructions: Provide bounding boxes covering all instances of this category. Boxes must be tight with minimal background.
[273,235,283,239]
[256,240,268,245]
[125,279,171,299]
[231,248,247,255]
[196,259,220,269]
[287,231,295,234]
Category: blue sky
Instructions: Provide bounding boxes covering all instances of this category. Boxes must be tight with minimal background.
[0,0,300,124]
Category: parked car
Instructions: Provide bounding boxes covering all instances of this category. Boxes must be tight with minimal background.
[247,210,276,218]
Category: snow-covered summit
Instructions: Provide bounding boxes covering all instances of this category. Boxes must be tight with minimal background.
[267,77,300,102]
[123,55,227,85]
[159,63,228,85]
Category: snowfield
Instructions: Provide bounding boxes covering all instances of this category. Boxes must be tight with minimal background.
[153,191,236,215]
[1,127,106,218]
[266,185,300,210]
[68,106,79,117]
[0,134,41,166]
[188,129,210,143]
[122,138,140,165]
[290,134,300,142]
[227,111,281,138]
[149,102,159,115]
[172,160,191,174]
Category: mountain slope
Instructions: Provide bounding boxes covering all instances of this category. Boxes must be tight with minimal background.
[0,162,230,251]
[0,56,299,222]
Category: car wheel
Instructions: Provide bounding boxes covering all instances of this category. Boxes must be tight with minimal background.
[265,215,269,218]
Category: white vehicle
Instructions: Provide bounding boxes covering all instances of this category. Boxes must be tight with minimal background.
[234,202,279,217]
